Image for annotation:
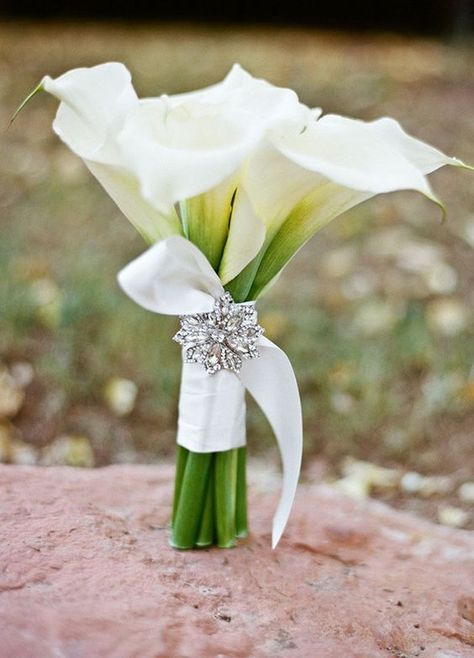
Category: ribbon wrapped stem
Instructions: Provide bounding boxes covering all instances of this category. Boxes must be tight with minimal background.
[118,236,303,550]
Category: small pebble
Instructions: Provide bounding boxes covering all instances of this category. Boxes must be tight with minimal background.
[437,505,469,528]
[9,362,34,388]
[41,435,95,468]
[351,300,401,336]
[333,474,370,500]
[400,471,424,494]
[426,298,469,336]
[422,261,458,294]
[400,472,453,498]
[330,391,355,415]
[104,378,138,416]
[458,482,474,503]
[10,439,37,466]
[342,458,400,489]
[419,475,454,498]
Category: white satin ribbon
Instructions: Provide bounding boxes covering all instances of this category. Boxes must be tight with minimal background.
[118,236,303,548]
[177,364,247,453]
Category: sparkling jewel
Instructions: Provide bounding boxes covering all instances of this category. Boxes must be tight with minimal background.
[173,292,264,374]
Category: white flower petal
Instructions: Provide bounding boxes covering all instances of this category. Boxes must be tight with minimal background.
[367,116,464,174]
[85,161,183,244]
[218,187,266,287]
[168,64,306,130]
[218,64,306,128]
[117,99,261,214]
[242,143,324,236]
[274,114,460,200]
[42,62,138,164]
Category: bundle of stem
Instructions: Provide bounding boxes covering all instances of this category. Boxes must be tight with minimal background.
[170,445,247,549]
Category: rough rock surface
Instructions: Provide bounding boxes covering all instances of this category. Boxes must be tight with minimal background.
[0,464,473,658]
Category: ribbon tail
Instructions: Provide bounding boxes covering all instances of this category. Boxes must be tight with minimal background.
[239,336,303,549]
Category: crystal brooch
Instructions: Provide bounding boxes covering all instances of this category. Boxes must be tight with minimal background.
[173,292,264,375]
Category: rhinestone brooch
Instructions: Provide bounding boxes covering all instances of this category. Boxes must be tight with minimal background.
[173,292,264,375]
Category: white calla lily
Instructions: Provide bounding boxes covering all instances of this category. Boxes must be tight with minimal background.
[42,63,183,243]
[42,62,137,164]
[116,98,261,216]
[227,113,467,297]
[115,63,306,276]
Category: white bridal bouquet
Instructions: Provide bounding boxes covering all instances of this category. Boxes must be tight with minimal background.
[29,62,467,549]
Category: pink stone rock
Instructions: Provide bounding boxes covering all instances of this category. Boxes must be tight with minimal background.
[0,464,473,658]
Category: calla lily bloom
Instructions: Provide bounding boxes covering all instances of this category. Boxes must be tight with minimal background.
[42,62,467,298]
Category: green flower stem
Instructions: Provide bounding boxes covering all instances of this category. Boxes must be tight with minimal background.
[235,446,248,538]
[196,457,215,547]
[170,451,212,549]
[214,448,238,548]
[224,254,262,304]
[171,444,189,527]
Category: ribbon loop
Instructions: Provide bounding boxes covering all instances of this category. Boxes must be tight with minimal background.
[118,236,303,547]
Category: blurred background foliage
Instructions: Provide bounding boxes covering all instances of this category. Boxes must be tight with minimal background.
[0,22,473,526]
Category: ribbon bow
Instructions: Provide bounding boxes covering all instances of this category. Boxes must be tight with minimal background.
[118,236,302,548]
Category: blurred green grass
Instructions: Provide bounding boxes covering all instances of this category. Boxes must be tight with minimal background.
[1,23,473,493]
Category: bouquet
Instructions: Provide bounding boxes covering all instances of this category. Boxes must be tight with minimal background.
[27,62,467,549]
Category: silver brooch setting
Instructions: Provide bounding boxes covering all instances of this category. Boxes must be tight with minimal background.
[173,292,264,375]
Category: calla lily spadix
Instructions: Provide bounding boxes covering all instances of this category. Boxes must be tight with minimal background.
[41,62,467,299]
[37,62,470,550]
